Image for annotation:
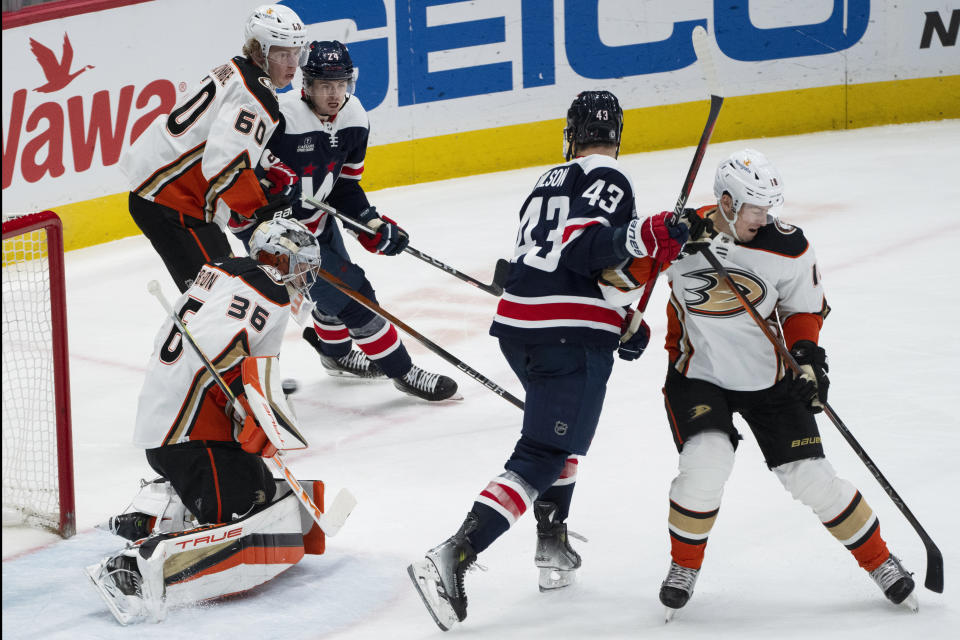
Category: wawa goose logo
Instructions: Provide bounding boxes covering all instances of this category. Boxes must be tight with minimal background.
[29,34,95,93]
[682,268,767,317]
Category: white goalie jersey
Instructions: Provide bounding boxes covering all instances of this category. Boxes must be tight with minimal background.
[665,214,828,391]
[133,258,291,448]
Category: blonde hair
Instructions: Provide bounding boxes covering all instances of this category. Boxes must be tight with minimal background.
[243,38,265,68]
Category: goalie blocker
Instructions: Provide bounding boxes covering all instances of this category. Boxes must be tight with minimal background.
[87,478,326,626]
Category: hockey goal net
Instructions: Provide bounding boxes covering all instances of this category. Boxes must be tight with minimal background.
[2,211,75,537]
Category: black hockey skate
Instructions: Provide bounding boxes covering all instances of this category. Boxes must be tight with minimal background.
[407,513,479,631]
[534,501,584,591]
[870,554,918,611]
[660,561,700,622]
[393,365,460,402]
[107,512,153,541]
[302,328,385,379]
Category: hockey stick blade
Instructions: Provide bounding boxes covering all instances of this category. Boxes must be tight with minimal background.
[302,194,506,296]
[316,488,358,538]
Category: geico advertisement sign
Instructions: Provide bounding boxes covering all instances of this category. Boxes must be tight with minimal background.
[2,0,953,213]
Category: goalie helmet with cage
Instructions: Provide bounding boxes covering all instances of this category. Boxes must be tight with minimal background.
[713,148,784,231]
[243,5,308,65]
[249,218,321,297]
[563,90,624,161]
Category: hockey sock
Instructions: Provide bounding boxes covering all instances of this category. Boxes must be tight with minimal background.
[353,322,411,378]
[823,492,889,572]
[311,317,352,358]
[469,470,538,553]
[537,456,579,521]
[667,501,717,569]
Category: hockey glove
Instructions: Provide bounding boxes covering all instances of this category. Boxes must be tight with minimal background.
[353,206,410,256]
[624,211,689,263]
[618,308,651,361]
[788,340,830,413]
[260,153,299,198]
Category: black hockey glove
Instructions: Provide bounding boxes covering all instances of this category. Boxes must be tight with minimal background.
[789,340,830,413]
[253,196,295,223]
[353,206,410,256]
[679,208,716,257]
[618,308,651,361]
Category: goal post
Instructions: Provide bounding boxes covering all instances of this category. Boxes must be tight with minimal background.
[2,211,76,538]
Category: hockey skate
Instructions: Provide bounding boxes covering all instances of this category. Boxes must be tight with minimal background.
[320,350,385,379]
[870,554,918,611]
[104,512,153,541]
[85,553,147,625]
[393,365,460,402]
[534,501,585,591]
[660,561,700,622]
[407,514,479,631]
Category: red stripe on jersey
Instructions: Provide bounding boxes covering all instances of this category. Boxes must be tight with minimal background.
[357,325,400,358]
[340,165,363,177]
[497,299,622,328]
[480,482,528,520]
[561,219,601,243]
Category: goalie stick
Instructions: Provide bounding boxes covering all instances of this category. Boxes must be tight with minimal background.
[314,267,525,411]
[147,280,357,537]
[694,248,944,594]
[625,25,723,339]
[302,193,510,296]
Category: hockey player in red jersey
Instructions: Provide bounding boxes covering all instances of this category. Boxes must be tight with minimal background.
[232,40,459,402]
[639,149,917,619]
[122,4,307,293]
[407,91,690,631]
[86,218,327,625]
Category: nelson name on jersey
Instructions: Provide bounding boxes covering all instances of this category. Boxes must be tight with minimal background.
[491,154,637,348]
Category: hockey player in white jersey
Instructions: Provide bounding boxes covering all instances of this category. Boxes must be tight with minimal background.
[627,149,917,618]
[86,218,329,625]
[122,4,307,293]
[232,40,459,401]
[407,91,690,631]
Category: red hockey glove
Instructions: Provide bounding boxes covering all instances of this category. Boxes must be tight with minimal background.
[261,154,299,197]
[624,211,690,263]
[352,207,410,256]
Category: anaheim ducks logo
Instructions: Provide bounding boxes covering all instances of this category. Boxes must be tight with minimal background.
[774,218,796,234]
[683,268,766,317]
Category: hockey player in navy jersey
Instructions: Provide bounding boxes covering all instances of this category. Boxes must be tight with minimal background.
[232,40,458,402]
[629,149,916,618]
[407,90,690,631]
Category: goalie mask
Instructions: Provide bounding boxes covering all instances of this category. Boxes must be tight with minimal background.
[713,149,784,238]
[249,218,321,297]
[563,90,624,161]
[244,5,308,68]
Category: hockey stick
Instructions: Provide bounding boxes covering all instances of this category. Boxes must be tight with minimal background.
[314,267,525,411]
[146,280,357,537]
[693,249,944,594]
[625,26,723,337]
[302,193,510,296]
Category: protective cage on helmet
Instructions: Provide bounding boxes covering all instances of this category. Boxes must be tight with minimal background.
[249,218,322,296]
[244,4,308,63]
[302,40,358,94]
[563,91,624,160]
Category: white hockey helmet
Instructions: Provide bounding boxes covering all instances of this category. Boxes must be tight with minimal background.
[244,5,308,63]
[249,218,321,297]
[713,149,784,232]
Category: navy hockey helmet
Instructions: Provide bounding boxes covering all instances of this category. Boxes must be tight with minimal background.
[302,40,357,91]
[563,91,624,161]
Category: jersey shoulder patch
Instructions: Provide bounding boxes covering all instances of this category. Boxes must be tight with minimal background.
[747,219,810,258]
[231,56,280,122]
[209,257,289,305]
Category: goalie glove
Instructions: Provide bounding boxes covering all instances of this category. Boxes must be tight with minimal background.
[618,308,651,361]
[788,340,830,413]
[350,206,410,256]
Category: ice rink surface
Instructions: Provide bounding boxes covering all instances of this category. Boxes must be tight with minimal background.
[3,120,959,639]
